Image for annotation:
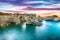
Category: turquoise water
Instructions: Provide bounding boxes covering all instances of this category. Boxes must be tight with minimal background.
[0,21,60,40]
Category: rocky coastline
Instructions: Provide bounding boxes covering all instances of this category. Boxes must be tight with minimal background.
[0,12,60,27]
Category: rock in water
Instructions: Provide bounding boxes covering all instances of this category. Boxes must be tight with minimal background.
[33,21,42,26]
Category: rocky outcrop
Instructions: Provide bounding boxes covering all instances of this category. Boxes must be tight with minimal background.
[44,15,60,22]
[36,16,43,22]
[53,18,60,22]
[0,20,10,27]
[0,13,43,27]
[26,16,42,26]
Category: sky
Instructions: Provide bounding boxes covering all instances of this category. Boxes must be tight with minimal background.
[0,0,60,12]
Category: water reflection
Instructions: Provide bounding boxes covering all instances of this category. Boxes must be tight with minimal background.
[26,24,36,40]
[22,23,26,31]
[4,30,18,40]
[35,21,49,40]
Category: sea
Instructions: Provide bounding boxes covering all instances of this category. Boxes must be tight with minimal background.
[0,20,60,40]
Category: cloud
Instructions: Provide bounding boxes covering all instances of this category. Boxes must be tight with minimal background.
[24,1,53,4]
[0,2,28,11]
[0,1,60,11]
[0,6,27,11]
[31,3,60,8]
[22,1,60,8]
[4,0,17,2]
[50,3,60,8]
[20,10,60,14]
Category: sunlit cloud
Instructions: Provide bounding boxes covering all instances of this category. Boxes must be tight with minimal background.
[21,10,60,14]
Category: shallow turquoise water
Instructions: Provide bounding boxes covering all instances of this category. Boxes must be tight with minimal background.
[0,21,60,40]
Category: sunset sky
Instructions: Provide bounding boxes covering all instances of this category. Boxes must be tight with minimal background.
[0,0,60,12]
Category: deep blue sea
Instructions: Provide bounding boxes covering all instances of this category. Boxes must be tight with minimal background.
[0,21,60,40]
